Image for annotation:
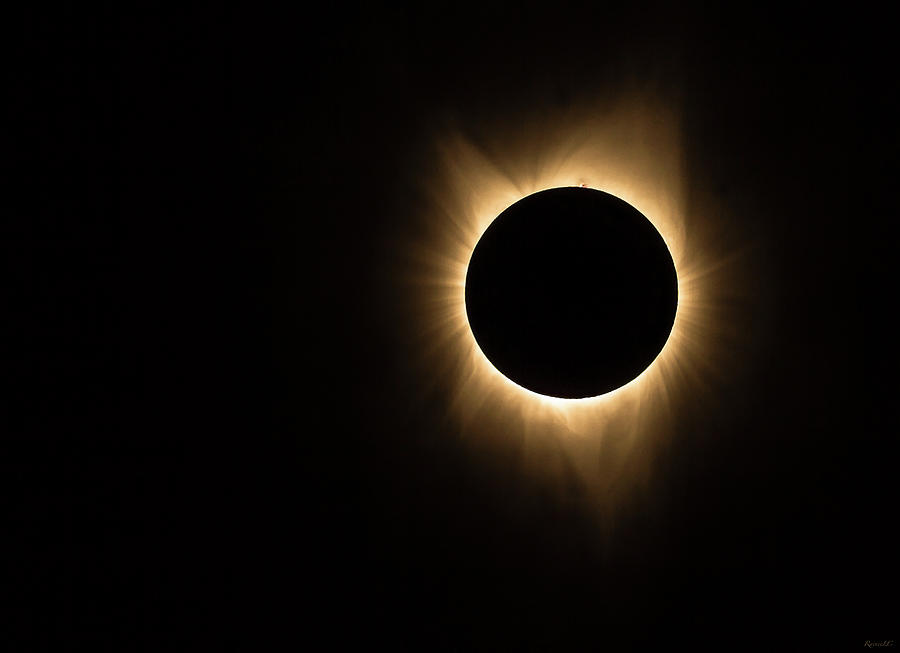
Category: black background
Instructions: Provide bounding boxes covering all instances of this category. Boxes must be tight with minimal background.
[7,2,898,650]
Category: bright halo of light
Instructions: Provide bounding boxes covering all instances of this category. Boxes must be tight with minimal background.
[392,92,755,502]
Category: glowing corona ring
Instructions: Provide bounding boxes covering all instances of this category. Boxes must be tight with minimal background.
[395,94,749,502]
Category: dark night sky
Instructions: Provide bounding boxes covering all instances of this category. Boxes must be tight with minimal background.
[7,2,898,650]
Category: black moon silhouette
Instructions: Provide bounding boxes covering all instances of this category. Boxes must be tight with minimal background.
[464,187,678,399]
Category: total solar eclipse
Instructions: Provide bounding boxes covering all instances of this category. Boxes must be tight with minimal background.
[464,187,678,399]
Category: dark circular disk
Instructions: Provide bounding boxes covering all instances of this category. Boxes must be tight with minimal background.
[464,187,678,399]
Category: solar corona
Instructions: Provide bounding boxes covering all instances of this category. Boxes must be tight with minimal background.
[396,96,750,502]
